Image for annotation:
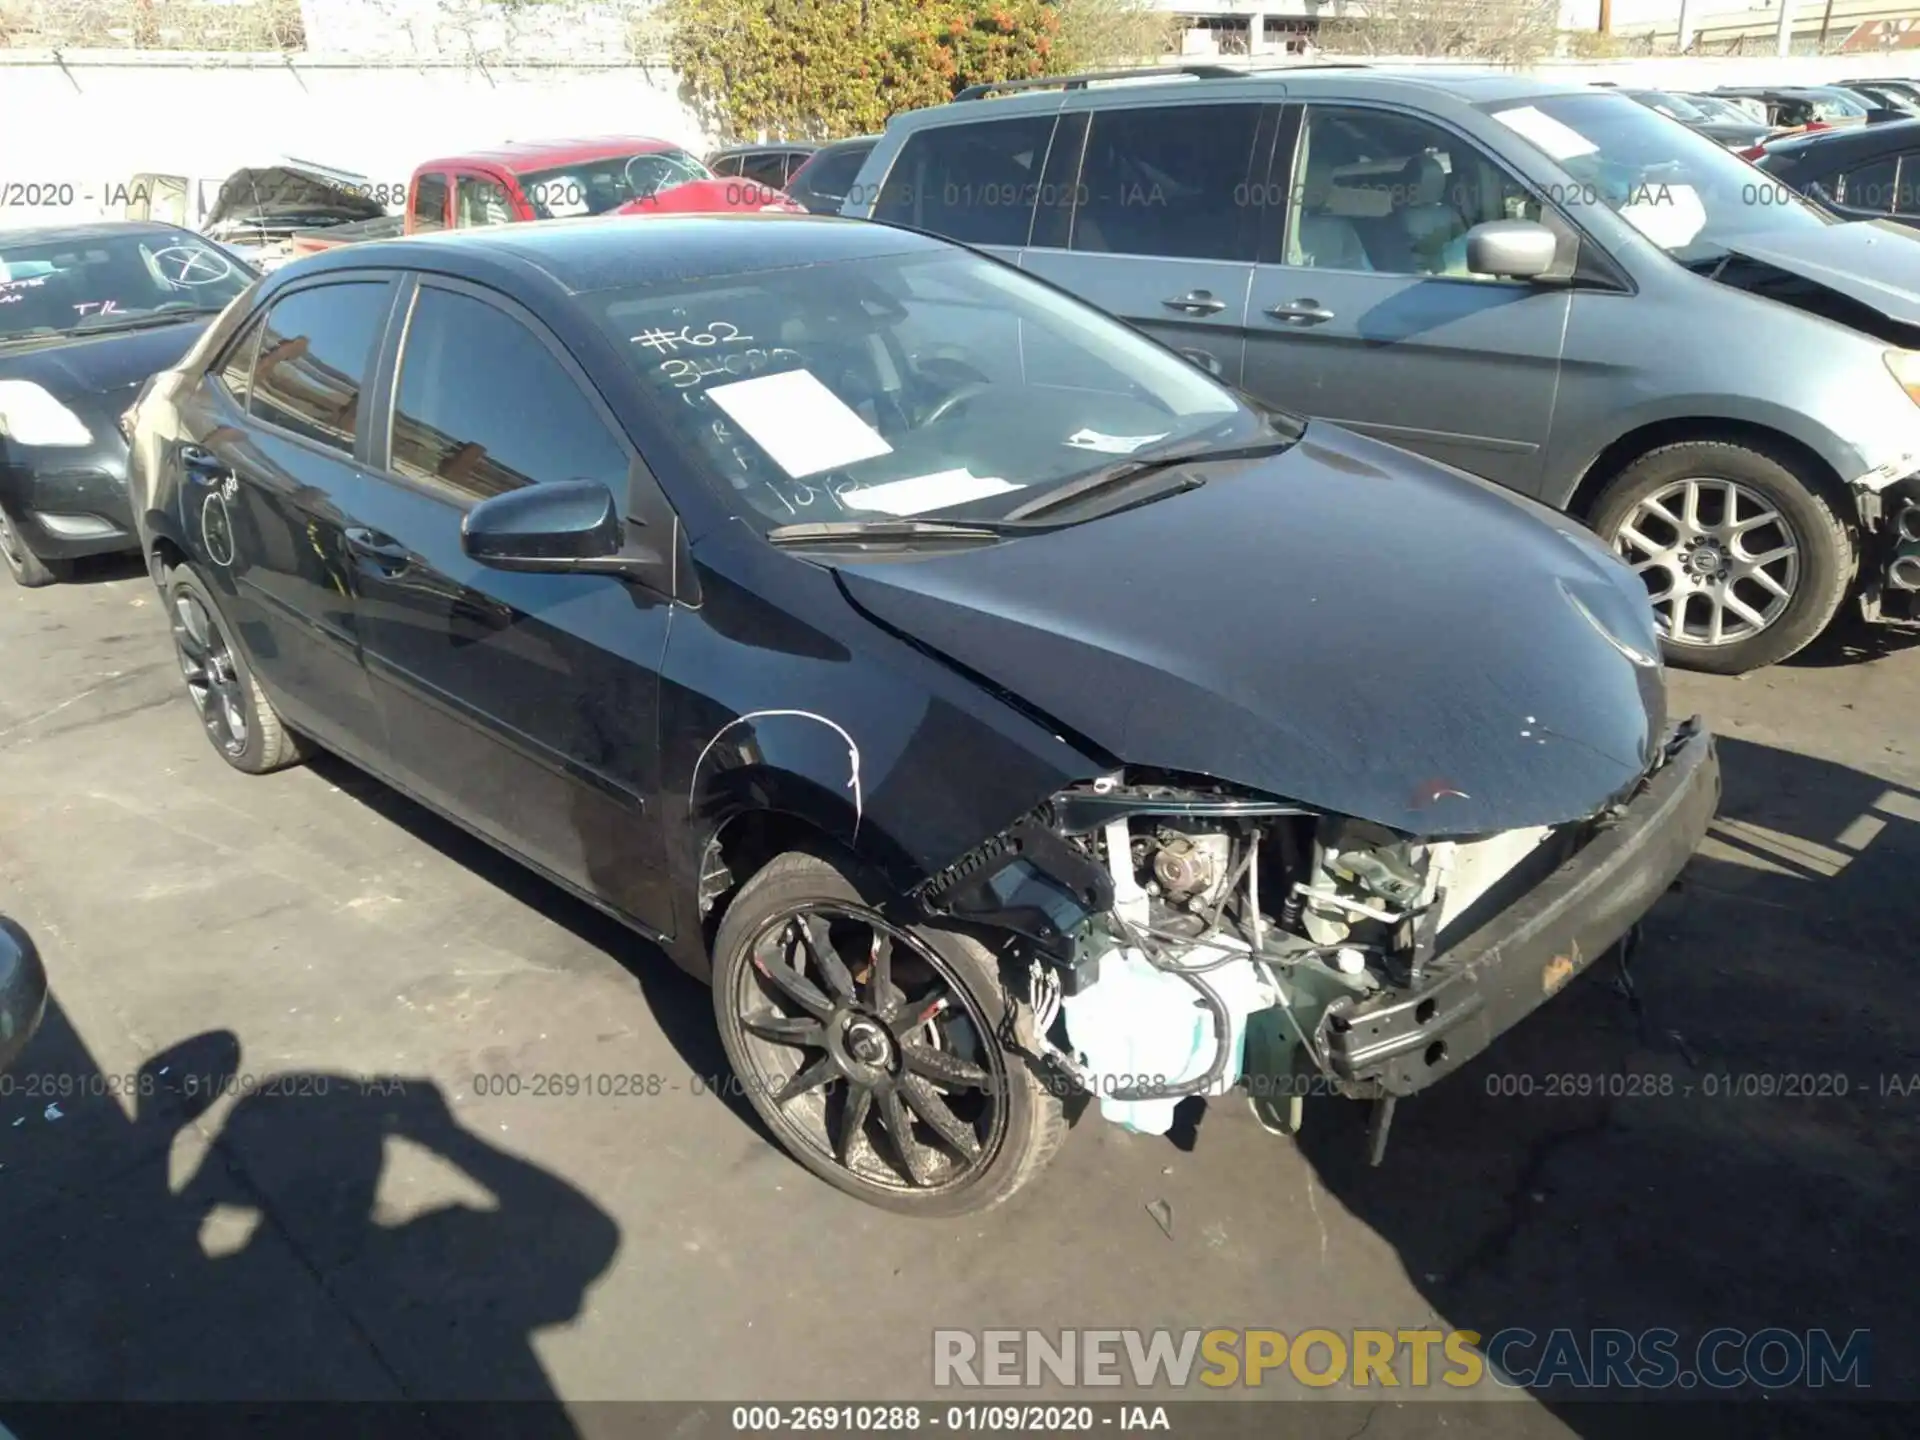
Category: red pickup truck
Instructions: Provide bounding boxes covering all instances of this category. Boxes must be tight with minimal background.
[290,136,799,256]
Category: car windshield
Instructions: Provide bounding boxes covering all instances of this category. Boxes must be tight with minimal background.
[516,150,712,218]
[1687,94,1761,123]
[0,230,249,342]
[1808,90,1869,119]
[1485,92,1832,266]
[1631,90,1709,123]
[594,249,1258,530]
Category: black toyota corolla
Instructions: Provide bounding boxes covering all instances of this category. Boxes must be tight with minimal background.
[128,216,1719,1214]
[0,221,254,587]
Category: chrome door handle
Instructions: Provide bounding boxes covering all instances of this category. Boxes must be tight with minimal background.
[1266,299,1335,325]
[1177,347,1224,376]
[1162,290,1227,316]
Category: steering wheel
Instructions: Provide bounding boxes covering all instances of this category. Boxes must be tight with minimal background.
[920,380,996,429]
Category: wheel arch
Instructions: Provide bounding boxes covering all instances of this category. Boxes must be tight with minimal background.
[1559,417,1857,525]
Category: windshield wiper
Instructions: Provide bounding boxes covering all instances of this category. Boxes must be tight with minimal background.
[1004,433,1298,522]
[765,517,1037,547]
[70,308,223,335]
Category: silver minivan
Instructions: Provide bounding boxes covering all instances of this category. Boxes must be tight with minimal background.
[841,65,1920,673]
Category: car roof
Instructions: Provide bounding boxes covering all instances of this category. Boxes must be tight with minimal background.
[0,218,189,248]
[414,136,686,174]
[293,213,944,295]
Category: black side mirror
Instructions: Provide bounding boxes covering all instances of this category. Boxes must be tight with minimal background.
[462,479,629,574]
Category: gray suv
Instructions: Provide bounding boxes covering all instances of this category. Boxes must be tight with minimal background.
[841,64,1920,673]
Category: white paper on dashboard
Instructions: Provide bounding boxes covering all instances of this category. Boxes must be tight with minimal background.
[707,369,894,477]
[1493,105,1599,160]
[1063,427,1170,454]
[838,469,1021,516]
[1618,183,1707,250]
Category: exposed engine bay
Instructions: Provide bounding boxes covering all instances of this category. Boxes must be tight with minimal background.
[918,769,1594,1147]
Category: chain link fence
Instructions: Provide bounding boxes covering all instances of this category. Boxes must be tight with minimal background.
[0,0,672,59]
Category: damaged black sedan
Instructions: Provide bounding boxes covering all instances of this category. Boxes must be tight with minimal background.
[127,216,1718,1214]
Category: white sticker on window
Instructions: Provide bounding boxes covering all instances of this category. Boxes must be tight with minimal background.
[1619,183,1706,250]
[707,369,894,478]
[1493,106,1600,161]
[838,469,1021,516]
[1063,428,1170,455]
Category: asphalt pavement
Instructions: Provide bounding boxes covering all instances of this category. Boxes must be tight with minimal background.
[0,554,1915,1438]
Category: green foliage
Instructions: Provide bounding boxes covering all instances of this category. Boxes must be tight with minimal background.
[668,0,1167,141]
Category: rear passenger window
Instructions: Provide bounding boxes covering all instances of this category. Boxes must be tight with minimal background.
[411,173,448,233]
[710,154,743,177]
[248,282,389,455]
[455,175,513,228]
[388,286,628,502]
[874,116,1057,247]
[740,153,790,189]
[1069,104,1263,262]
[1842,157,1899,211]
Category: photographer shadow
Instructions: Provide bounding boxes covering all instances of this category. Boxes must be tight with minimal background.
[0,1001,618,1435]
[1293,735,1920,1431]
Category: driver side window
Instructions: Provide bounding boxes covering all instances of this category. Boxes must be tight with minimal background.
[1286,106,1543,280]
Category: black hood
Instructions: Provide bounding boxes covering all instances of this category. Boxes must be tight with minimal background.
[833,424,1668,838]
[0,317,213,415]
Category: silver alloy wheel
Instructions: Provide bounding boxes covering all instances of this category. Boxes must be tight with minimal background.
[1611,477,1800,648]
[171,591,250,756]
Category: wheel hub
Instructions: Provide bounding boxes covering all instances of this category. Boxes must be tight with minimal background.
[843,1016,893,1068]
[1610,476,1801,648]
[1682,538,1728,582]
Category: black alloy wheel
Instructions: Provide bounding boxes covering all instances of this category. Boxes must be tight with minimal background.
[711,850,1065,1214]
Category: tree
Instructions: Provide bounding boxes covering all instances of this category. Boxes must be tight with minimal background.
[664,0,1170,142]
[1318,0,1560,66]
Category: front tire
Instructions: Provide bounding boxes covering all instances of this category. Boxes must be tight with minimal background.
[1590,441,1853,675]
[0,505,65,588]
[711,849,1066,1215]
[165,565,305,774]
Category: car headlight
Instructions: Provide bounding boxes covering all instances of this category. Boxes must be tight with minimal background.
[0,381,93,447]
[1885,349,1920,405]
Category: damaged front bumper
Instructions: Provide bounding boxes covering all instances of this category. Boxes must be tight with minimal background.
[1857,473,1920,623]
[1320,719,1720,1098]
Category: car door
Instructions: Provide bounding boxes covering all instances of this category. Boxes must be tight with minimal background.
[171,277,393,755]
[1018,97,1277,386]
[346,275,678,937]
[1241,102,1570,495]
[870,109,1059,266]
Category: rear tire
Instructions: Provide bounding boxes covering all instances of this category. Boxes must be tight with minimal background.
[711,848,1066,1215]
[0,505,65,588]
[1590,440,1853,675]
[164,565,306,774]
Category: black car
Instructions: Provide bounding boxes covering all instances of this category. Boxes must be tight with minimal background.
[1,222,254,587]
[1754,118,1920,224]
[128,216,1718,1213]
[783,136,880,214]
[0,917,48,1074]
[1619,89,1771,150]
[704,143,819,191]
